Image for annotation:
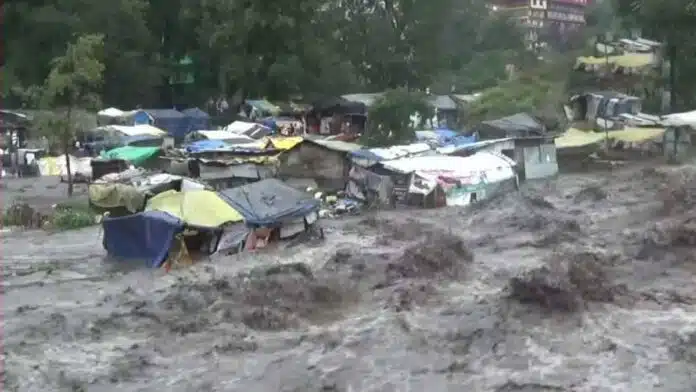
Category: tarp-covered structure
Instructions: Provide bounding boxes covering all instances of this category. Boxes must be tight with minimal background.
[89,171,206,213]
[219,179,320,227]
[182,108,211,132]
[101,146,161,166]
[224,121,273,139]
[145,189,243,228]
[381,152,518,207]
[137,109,189,138]
[478,113,546,139]
[37,154,92,179]
[102,211,184,268]
[350,143,435,167]
[662,110,696,128]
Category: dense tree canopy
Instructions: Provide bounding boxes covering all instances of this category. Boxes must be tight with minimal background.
[2,0,530,109]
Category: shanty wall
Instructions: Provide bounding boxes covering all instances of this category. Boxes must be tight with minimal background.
[277,143,349,190]
[519,143,559,180]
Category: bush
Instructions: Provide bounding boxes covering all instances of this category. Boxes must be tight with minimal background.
[1,199,96,231]
[51,207,95,230]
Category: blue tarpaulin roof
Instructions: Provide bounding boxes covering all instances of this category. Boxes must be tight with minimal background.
[182,107,210,118]
[219,179,320,227]
[185,139,229,153]
[102,211,184,268]
[142,109,190,138]
[416,129,476,147]
[182,107,212,133]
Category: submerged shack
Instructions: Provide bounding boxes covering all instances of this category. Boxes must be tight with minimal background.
[475,113,559,180]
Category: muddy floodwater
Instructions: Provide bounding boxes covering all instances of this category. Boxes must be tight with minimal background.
[4,165,696,392]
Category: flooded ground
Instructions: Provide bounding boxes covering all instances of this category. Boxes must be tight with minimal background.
[3,164,696,392]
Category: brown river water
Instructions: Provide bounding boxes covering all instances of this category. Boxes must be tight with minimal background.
[3,165,696,391]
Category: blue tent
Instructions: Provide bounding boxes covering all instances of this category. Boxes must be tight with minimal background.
[131,110,152,125]
[182,107,211,132]
[102,211,184,268]
[142,109,189,138]
[219,179,319,227]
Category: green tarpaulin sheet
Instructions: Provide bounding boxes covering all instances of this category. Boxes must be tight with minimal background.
[101,146,161,165]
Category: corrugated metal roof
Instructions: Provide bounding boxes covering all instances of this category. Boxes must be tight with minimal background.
[429,95,458,110]
[437,138,513,155]
[452,93,482,104]
[307,138,363,153]
[341,93,384,106]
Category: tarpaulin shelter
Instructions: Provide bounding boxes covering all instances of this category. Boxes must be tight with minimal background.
[219,179,320,227]
[182,107,211,132]
[140,109,189,139]
[145,189,243,228]
[478,113,546,139]
[224,121,273,139]
[102,210,184,268]
[101,146,162,166]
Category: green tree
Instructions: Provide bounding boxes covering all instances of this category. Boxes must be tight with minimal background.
[40,34,105,196]
[361,89,434,147]
[466,60,568,128]
[617,0,696,110]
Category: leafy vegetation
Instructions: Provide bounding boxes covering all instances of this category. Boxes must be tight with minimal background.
[1,200,96,231]
[361,89,433,147]
[2,0,530,109]
[33,34,106,196]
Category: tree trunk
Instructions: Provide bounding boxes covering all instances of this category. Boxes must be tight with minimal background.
[668,41,677,112]
[65,106,74,197]
[64,143,74,197]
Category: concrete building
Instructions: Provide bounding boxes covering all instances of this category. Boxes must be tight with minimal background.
[490,0,588,48]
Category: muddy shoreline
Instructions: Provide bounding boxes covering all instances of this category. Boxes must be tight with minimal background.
[3,165,696,391]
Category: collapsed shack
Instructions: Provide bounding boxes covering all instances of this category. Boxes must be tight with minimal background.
[217,178,322,253]
[101,178,322,268]
[88,170,207,216]
[347,143,435,206]
[475,113,559,181]
[379,153,519,208]
[102,188,244,267]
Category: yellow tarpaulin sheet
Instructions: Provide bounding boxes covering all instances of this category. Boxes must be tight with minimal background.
[267,136,303,150]
[555,127,666,149]
[555,128,606,149]
[609,127,665,143]
[576,53,654,68]
[146,189,243,228]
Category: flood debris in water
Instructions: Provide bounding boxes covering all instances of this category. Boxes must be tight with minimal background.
[386,232,473,281]
[507,249,623,312]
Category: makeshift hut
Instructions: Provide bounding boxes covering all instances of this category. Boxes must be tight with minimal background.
[427,95,459,128]
[102,188,244,268]
[100,146,164,171]
[184,130,256,146]
[477,113,546,140]
[84,124,165,155]
[380,152,519,207]
[308,96,368,135]
[89,171,206,215]
[224,120,273,139]
[102,211,186,268]
[182,107,211,132]
[277,138,362,190]
[97,107,126,125]
[218,179,321,251]
[126,109,189,139]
